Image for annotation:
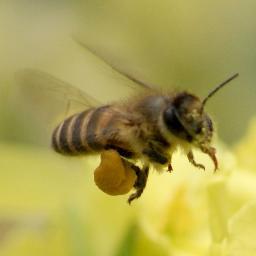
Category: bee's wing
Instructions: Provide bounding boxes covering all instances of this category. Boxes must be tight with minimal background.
[15,69,100,123]
[74,38,157,90]
[16,69,99,106]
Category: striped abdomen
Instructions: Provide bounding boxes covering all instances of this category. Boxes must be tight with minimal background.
[51,105,133,157]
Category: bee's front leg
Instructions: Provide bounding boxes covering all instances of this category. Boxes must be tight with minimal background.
[187,150,205,170]
[128,165,149,204]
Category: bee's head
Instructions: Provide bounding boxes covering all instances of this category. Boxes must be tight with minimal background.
[163,92,213,145]
[163,74,238,171]
[163,73,239,146]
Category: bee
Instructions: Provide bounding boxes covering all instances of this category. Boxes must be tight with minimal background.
[18,43,239,204]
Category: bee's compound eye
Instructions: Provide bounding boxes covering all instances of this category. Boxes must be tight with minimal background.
[163,106,184,133]
[94,150,137,196]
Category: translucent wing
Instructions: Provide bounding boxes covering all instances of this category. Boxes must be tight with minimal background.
[74,37,157,90]
[16,69,99,106]
[16,69,100,120]
[15,68,101,146]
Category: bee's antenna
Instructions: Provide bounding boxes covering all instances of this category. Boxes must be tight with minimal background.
[202,73,239,108]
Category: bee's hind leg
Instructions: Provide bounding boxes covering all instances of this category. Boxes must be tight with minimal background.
[128,165,149,204]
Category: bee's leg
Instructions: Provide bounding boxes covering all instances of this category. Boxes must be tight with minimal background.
[166,154,173,173]
[187,150,205,170]
[167,162,173,172]
[128,165,149,204]
[142,147,168,165]
[142,146,171,173]
[200,146,218,172]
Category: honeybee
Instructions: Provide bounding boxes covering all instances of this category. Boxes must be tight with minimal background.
[18,43,238,204]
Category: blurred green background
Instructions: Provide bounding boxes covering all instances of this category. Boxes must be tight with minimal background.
[0,1,255,256]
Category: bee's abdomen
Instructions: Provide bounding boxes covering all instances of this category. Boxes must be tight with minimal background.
[52,105,116,155]
[52,109,92,155]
